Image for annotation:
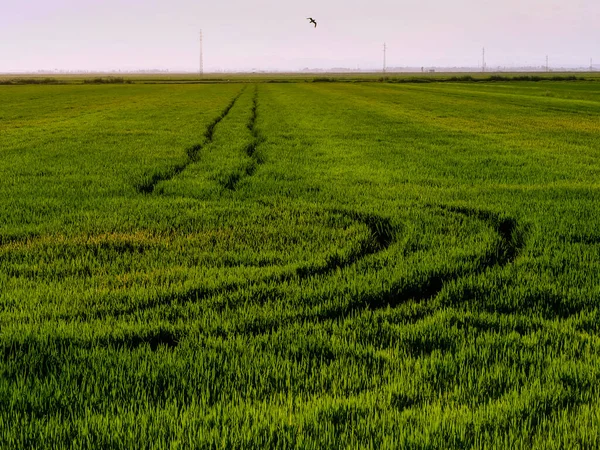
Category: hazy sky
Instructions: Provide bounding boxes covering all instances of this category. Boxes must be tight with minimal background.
[1,0,598,72]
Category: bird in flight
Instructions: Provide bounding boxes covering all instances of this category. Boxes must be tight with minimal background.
[307,17,317,28]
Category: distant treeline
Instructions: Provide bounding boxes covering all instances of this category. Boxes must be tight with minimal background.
[381,75,585,83]
[0,76,133,85]
[312,74,586,83]
[390,75,585,83]
[83,77,133,84]
[0,78,63,85]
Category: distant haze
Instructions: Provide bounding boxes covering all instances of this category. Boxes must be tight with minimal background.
[1,0,598,72]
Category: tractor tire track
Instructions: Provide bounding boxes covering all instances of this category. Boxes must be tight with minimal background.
[18,205,524,335]
[54,209,399,323]
[51,205,525,331]
[296,211,396,278]
[2,327,183,360]
[232,206,526,336]
[222,85,265,191]
[312,205,525,322]
[135,87,246,194]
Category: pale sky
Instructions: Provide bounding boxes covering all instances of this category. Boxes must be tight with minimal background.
[1,0,598,72]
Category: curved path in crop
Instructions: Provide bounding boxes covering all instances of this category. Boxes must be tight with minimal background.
[70,204,524,350]
[238,205,525,336]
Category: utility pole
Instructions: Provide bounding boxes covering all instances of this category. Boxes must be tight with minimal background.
[546,55,549,72]
[591,58,593,71]
[383,43,387,74]
[482,47,486,72]
[199,30,204,77]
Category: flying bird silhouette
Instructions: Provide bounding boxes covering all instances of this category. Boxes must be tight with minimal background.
[307,17,317,28]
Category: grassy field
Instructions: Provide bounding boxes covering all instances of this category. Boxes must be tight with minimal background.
[1,77,600,448]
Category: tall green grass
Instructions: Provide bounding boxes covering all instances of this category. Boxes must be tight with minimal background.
[1,79,600,448]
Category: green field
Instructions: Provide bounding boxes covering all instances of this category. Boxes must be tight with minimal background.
[2,77,600,448]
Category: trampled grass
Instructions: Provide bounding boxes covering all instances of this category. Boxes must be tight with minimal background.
[1,78,600,448]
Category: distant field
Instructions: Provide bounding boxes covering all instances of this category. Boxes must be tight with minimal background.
[1,79,600,448]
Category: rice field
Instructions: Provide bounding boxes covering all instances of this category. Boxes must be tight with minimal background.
[1,76,600,448]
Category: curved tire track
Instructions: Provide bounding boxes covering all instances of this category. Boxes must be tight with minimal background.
[296,210,396,278]
[58,209,398,322]
[314,205,525,323]
[235,205,525,335]
[55,205,525,331]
